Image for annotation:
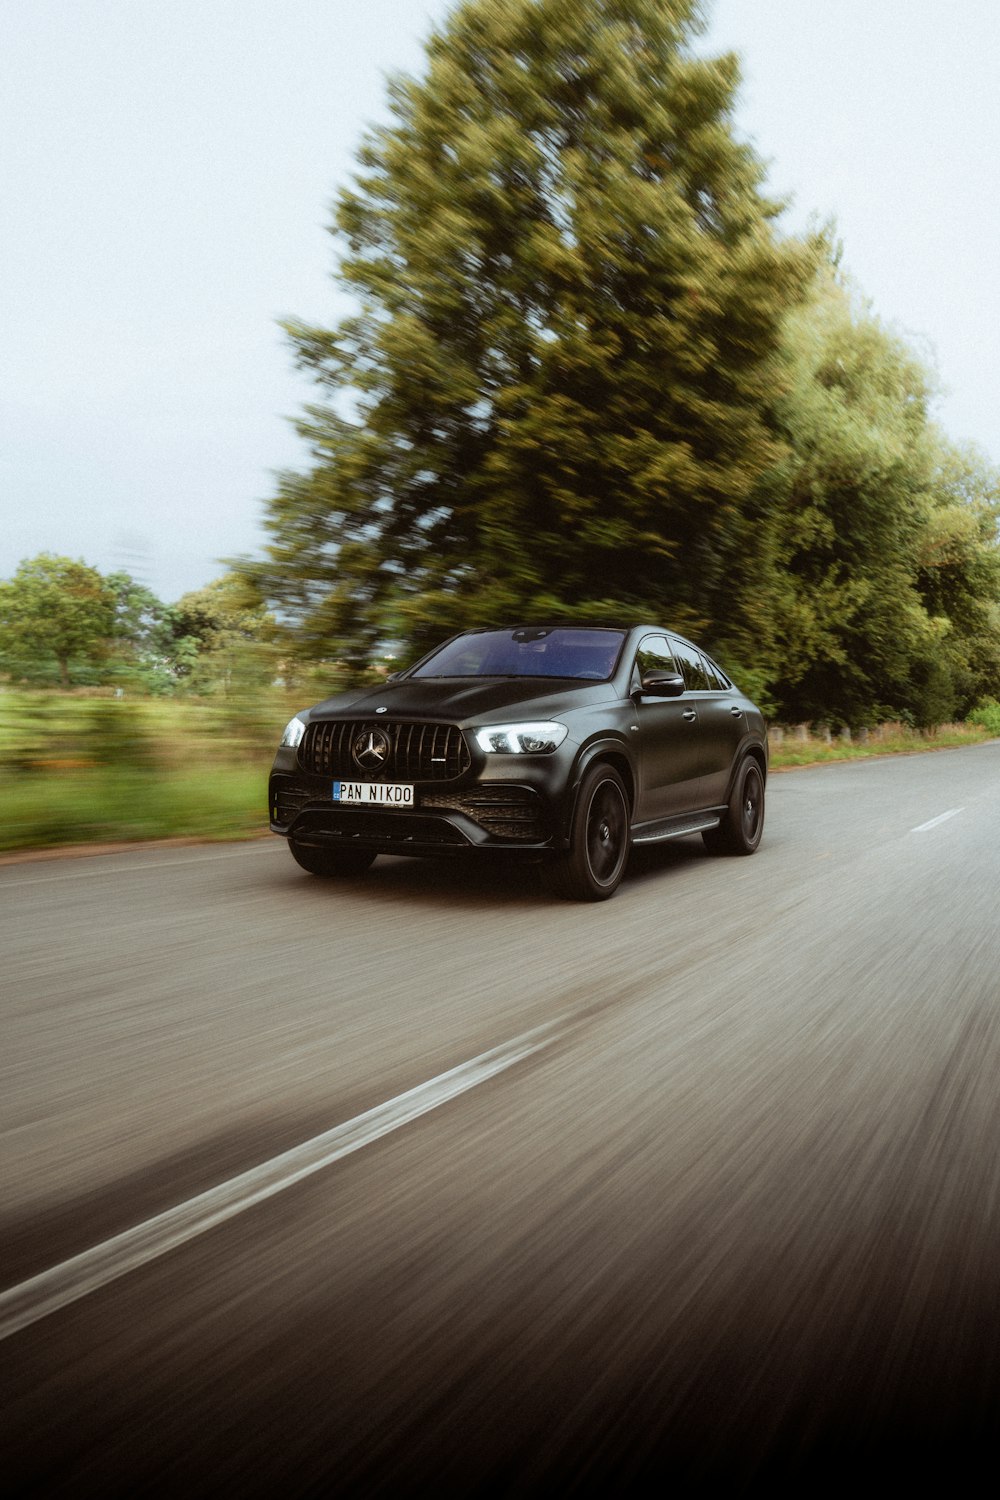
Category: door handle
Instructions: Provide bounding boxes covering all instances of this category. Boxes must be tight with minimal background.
[730,706,744,716]
[683,710,697,721]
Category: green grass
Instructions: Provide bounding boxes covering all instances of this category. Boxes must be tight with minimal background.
[0,687,299,765]
[0,687,298,852]
[769,722,991,769]
[0,767,269,852]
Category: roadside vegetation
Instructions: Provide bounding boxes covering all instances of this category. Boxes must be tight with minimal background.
[0,686,995,855]
[768,720,993,769]
[0,691,293,852]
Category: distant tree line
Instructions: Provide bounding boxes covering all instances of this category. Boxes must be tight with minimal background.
[0,556,277,696]
[243,0,999,729]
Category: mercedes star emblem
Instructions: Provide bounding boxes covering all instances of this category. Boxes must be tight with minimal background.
[352,728,391,770]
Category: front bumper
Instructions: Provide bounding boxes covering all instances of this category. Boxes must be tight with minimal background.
[268,770,556,855]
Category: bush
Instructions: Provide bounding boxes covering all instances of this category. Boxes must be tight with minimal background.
[86,700,157,768]
[968,697,1000,736]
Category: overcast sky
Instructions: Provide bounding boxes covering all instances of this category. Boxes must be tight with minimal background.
[3,1,998,602]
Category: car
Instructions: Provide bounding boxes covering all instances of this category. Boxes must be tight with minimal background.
[268,623,768,901]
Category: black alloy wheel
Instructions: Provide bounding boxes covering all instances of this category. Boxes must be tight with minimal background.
[702,757,765,856]
[542,763,630,901]
[289,840,377,877]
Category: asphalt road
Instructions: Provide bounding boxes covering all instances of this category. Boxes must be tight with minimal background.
[3,742,1000,1492]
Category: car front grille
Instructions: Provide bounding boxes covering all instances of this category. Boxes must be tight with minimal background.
[422,785,546,841]
[300,720,470,782]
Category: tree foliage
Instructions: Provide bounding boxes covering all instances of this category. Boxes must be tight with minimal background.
[252,0,999,723]
[752,266,1000,726]
[170,574,278,694]
[0,558,278,696]
[0,554,116,686]
[253,0,819,664]
[10,4,988,727]
[103,572,178,692]
[915,437,1000,717]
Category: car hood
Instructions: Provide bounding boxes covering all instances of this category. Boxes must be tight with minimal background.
[308,677,618,724]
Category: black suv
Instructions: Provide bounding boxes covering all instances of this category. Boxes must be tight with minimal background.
[269,624,768,900]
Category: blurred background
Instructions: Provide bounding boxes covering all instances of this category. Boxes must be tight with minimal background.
[2,0,999,853]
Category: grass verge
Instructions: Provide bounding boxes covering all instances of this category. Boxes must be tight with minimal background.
[769,723,991,769]
[0,768,267,852]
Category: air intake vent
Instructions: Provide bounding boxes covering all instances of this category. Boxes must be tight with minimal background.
[422,786,546,841]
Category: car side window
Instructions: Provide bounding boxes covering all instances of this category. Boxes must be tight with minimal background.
[670,637,711,691]
[632,635,677,691]
[699,652,726,691]
[704,657,734,690]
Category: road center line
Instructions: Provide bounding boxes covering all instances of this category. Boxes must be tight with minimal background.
[911,807,964,833]
[0,1021,563,1343]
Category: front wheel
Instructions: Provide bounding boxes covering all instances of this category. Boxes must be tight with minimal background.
[702,757,765,856]
[288,840,377,877]
[541,763,630,901]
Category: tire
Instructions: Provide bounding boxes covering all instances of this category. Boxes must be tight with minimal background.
[541,763,630,901]
[702,757,765,856]
[288,840,377,877]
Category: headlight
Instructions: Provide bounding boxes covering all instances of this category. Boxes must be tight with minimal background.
[280,715,307,749]
[474,721,568,754]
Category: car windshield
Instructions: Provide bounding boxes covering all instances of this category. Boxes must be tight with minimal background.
[410,627,626,680]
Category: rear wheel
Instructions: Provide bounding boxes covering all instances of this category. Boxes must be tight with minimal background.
[541,763,630,901]
[288,840,377,877]
[702,757,765,856]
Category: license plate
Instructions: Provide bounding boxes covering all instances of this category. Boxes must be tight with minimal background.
[332,781,414,806]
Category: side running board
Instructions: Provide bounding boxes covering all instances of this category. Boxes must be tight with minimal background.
[631,813,723,845]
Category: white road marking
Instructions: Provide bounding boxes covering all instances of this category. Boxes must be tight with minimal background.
[911,807,964,833]
[0,1020,563,1343]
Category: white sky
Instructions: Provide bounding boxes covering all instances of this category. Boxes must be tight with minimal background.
[3,0,998,602]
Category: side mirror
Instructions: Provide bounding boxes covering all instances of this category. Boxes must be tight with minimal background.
[638,671,685,697]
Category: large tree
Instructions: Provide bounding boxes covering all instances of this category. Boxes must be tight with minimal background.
[0,554,116,686]
[169,573,278,695]
[102,571,178,692]
[755,266,1000,727]
[914,436,1000,717]
[255,0,817,666]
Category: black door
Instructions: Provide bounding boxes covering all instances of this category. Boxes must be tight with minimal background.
[669,637,745,807]
[631,635,707,821]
